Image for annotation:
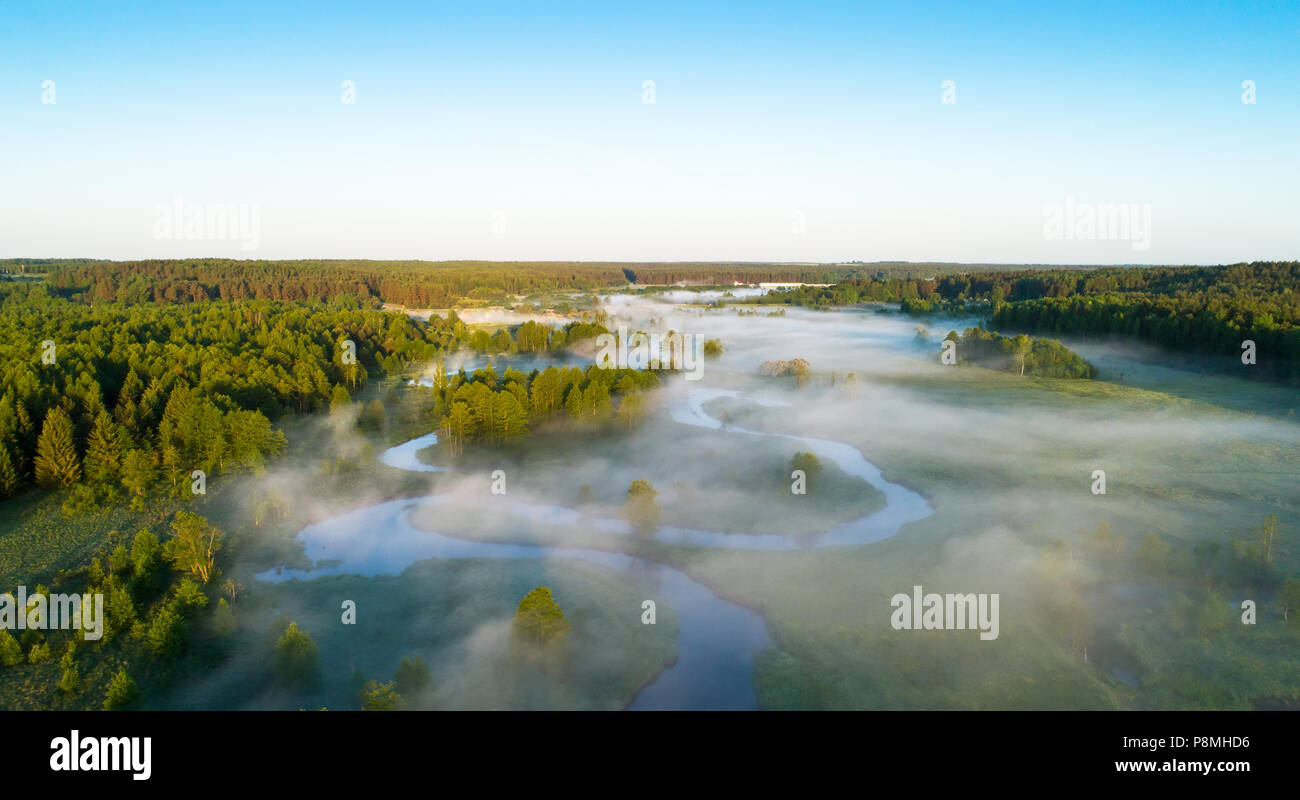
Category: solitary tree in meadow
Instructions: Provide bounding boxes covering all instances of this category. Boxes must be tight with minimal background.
[790,452,823,489]
[103,669,138,710]
[624,479,661,534]
[1012,335,1033,376]
[511,586,571,647]
[274,621,320,685]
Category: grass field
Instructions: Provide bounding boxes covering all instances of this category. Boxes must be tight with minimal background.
[150,557,677,710]
[667,358,1300,709]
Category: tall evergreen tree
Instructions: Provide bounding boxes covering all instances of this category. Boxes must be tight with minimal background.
[120,448,157,510]
[0,443,18,497]
[34,407,81,488]
[511,586,571,647]
[84,410,127,485]
[490,391,528,442]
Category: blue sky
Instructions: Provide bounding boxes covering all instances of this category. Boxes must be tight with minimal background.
[2,1,1297,263]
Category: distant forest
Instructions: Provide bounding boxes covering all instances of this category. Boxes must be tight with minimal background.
[3,259,1115,308]
[756,262,1300,383]
[4,258,1294,383]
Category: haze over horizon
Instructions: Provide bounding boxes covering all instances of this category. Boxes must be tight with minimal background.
[0,257,1259,268]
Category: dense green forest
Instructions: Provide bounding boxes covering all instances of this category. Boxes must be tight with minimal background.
[0,282,631,503]
[0,282,448,504]
[756,262,1300,383]
[19,259,851,307]
[4,259,1117,309]
[430,362,659,455]
[37,259,633,307]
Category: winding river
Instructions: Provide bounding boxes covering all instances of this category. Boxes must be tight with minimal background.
[257,385,932,709]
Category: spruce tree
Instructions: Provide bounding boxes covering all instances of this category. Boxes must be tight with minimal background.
[0,443,18,496]
[103,669,138,710]
[511,586,571,646]
[34,407,81,488]
[84,410,126,485]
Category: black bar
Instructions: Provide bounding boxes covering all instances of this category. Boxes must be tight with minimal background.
[7,710,1286,787]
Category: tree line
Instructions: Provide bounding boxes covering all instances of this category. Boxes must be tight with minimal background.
[27,259,888,309]
[756,262,1300,383]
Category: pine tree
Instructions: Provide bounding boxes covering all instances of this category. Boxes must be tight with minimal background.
[0,395,20,461]
[273,621,320,685]
[0,630,22,667]
[624,479,661,534]
[0,443,18,497]
[103,669,138,710]
[58,645,80,693]
[490,392,528,443]
[120,448,157,510]
[159,385,196,456]
[511,586,571,646]
[34,407,81,488]
[84,410,127,485]
[225,409,284,470]
[12,399,34,463]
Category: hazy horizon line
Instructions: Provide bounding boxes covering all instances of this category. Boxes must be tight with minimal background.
[2,256,1273,269]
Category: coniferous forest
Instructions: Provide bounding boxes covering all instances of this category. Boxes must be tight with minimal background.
[0,278,648,503]
[752,261,1300,383]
